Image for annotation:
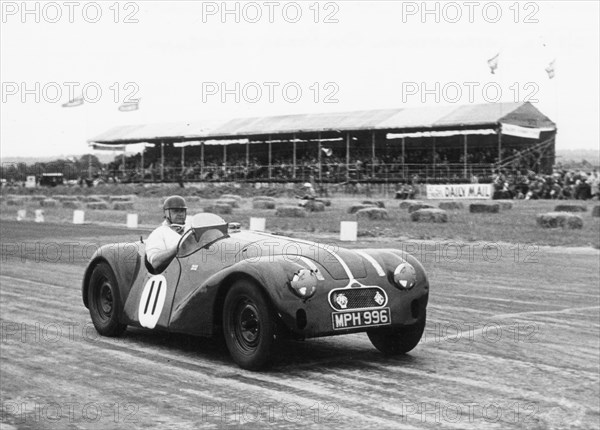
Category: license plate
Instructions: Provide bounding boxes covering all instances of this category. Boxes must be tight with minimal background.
[332,308,391,330]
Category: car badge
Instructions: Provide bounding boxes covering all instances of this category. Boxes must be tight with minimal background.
[335,293,348,309]
[374,291,384,306]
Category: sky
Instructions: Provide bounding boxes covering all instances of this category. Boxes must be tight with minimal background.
[1,0,599,158]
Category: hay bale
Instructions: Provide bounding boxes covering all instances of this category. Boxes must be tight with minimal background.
[438,201,464,210]
[356,207,389,220]
[204,204,232,215]
[316,199,331,207]
[362,200,385,208]
[220,194,243,203]
[252,200,276,210]
[108,195,136,203]
[408,203,435,213]
[399,200,423,209]
[536,212,583,229]
[470,203,500,214]
[215,198,239,208]
[304,200,325,212]
[86,202,109,210]
[410,208,448,223]
[113,201,134,211]
[62,201,80,209]
[40,198,58,207]
[276,206,307,218]
[348,204,376,214]
[554,204,587,213]
[592,206,600,217]
[53,195,78,202]
[84,195,104,203]
[252,196,276,203]
[498,201,513,210]
[6,196,27,206]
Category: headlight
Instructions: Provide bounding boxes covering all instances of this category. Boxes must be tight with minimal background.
[289,269,317,298]
[393,262,417,289]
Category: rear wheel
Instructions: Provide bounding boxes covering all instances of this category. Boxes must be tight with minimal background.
[88,262,127,337]
[367,312,426,355]
[223,280,276,370]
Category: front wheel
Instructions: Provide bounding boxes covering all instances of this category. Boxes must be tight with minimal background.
[222,280,276,370]
[88,262,127,337]
[367,313,426,355]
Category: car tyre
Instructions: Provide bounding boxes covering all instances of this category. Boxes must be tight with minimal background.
[367,312,426,355]
[88,262,127,337]
[223,280,276,370]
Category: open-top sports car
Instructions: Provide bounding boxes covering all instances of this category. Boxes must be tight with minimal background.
[82,213,429,370]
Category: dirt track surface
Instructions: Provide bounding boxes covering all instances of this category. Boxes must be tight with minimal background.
[1,221,599,429]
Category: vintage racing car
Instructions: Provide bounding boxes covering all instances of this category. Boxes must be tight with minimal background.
[82,213,429,370]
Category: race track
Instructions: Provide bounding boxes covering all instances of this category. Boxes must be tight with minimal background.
[1,221,599,429]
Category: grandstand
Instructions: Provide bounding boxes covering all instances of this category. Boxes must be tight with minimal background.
[89,101,556,184]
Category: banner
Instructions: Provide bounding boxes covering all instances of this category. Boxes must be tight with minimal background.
[426,184,493,200]
[501,123,541,139]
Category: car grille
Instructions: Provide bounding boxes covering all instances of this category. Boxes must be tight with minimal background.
[329,287,387,310]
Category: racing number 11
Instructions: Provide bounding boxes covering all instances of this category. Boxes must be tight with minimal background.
[138,275,168,329]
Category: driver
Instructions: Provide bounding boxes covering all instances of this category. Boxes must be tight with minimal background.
[145,195,190,270]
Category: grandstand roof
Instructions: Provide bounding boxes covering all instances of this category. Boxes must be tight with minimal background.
[89,102,555,145]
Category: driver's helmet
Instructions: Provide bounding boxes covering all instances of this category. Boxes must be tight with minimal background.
[163,195,187,210]
[163,195,187,224]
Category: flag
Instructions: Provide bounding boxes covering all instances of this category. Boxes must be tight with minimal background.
[487,53,499,74]
[321,147,332,156]
[545,60,556,79]
[62,95,84,108]
[119,98,140,112]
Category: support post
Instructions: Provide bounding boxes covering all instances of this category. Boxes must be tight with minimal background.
[371,131,376,179]
[200,141,204,178]
[246,140,250,175]
[346,132,350,182]
[432,137,436,180]
[268,135,272,180]
[463,134,468,179]
[181,145,185,173]
[401,137,406,180]
[141,145,144,183]
[292,134,297,179]
[160,141,164,181]
[497,126,502,168]
[318,132,322,182]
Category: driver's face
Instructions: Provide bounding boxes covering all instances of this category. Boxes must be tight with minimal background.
[168,208,187,225]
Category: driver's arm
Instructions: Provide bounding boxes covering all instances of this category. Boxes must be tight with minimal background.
[146,246,178,270]
[145,226,180,270]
